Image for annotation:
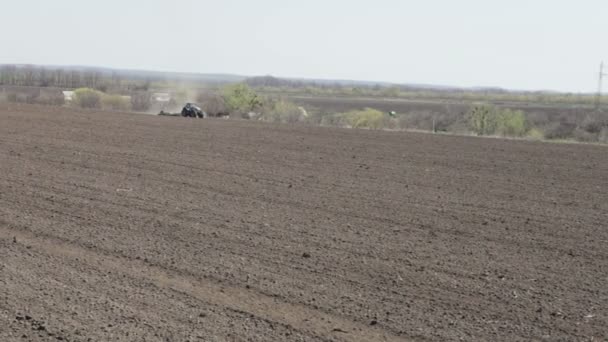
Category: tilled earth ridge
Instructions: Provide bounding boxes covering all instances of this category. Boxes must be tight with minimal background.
[0,104,607,341]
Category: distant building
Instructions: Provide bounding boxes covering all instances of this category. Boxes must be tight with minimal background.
[152,92,171,103]
[62,91,74,102]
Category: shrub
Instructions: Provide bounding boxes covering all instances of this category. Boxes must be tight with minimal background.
[320,112,347,127]
[526,111,550,127]
[222,83,264,115]
[73,88,102,109]
[599,127,608,143]
[319,108,394,129]
[544,122,576,140]
[35,92,65,106]
[467,105,528,137]
[131,92,151,111]
[259,99,303,123]
[526,128,544,140]
[468,105,498,136]
[341,108,387,129]
[4,91,37,104]
[398,110,436,131]
[580,112,607,134]
[102,94,131,111]
[434,112,462,132]
[397,114,409,130]
[383,115,398,130]
[381,86,401,98]
[572,128,597,142]
[496,109,527,137]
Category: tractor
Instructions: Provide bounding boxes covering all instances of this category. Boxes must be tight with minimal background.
[158,103,230,118]
[181,103,205,118]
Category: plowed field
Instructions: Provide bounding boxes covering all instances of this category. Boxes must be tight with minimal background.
[1,104,606,341]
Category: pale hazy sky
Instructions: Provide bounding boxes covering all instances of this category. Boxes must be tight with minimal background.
[1,0,607,92]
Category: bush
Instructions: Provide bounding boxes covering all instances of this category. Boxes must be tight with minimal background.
[319,108,394,129]
[580,112,607,134]
[222,83,264,116]
[395,110,467,133]
[398,110,435,131]
[599,127,608,143]
[35,92,65,106]
[467,105,528,137]
[259,99,303,123]
[102,94,131,111]
[468,105,497,136]
[4,91,36,104]
[572,128,597,142]
[496,109,527,137]
[73,88,102,109]
[320,112,346,127]
[544,122,576,140]
[526,128,544,140]
[381,86,401,98]
[526,111,551,127]
[338,108,388,129]
[397,114,409,130]
[131,92,151,111]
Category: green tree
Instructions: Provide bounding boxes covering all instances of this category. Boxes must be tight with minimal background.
[467,105,497,135]
[496,109,527,137]
[222,83,263,115]
[468,105,529,137]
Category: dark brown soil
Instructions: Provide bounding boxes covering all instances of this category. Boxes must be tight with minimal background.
[1,104,606,341]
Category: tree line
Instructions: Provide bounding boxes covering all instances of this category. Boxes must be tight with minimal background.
[0,65,152,92]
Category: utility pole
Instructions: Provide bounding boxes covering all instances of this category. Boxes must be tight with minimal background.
[596,62,608,110]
